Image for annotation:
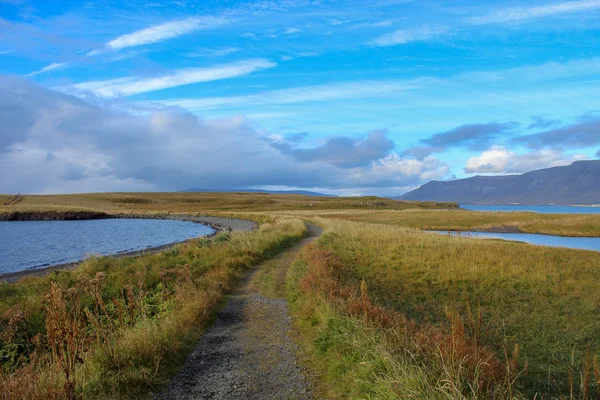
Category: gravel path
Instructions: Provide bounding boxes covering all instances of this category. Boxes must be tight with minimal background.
[158,224,322,400]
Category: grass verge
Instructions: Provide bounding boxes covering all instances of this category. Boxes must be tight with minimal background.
[0,217,306,399]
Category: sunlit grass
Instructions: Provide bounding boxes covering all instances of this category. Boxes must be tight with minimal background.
[0,217,307,399]
[288,218,600,398]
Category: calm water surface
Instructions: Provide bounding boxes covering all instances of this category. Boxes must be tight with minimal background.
[0,219,214,275]
[460,204,600,214]
[433,231,600,252]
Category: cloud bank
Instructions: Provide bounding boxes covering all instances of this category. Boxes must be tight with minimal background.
[0,75,446,194]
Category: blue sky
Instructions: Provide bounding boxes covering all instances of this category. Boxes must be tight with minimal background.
[1,0,600,195]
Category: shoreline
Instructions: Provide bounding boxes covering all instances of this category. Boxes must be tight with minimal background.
[0,213,258,284]
[441,225,600,237]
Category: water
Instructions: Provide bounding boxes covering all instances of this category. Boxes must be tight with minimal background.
[433,231,600,252]
[460,204,600,214]
[0,219,214,275]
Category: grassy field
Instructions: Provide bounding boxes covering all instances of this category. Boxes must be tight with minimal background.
[288,218,600,399]
[0,216,307,399]
[0,192,455,214]
[1,192,600,399]
[286,209,600,237]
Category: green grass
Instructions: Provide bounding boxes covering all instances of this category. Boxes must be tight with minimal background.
[287,244,516,399]
[0,217,307,399]
[290,218,600,398]
[2,192,600,399]
[296,209,600,237]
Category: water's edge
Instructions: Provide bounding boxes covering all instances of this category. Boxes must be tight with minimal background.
[0,213,258,284]
[429,230,600,252]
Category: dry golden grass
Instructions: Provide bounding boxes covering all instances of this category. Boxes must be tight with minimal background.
[282,208,600,237]
[0,192,455,215]
[0,217,307,399]
[290,218,600,398]
[2,192,600,399]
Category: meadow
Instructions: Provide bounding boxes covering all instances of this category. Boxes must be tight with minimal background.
[0,213,306,398]
[286,209,600,237]
[288,219,600,399]
[1,192,599,399]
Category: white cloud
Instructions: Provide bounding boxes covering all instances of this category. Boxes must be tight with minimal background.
[188,47,241,57]
[0,50,14,55]
[370,26,448,46]
[67,59,277,97]
[351,20,394,29]
[160,80,417,111]
[25,62,68,77]
[283,27,301,34]
[464,146,586,174]
[88,17,227,55]
[468,0,600,24]
[0,76,446,194]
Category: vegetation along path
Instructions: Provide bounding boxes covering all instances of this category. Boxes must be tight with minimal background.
[159,223,322,400]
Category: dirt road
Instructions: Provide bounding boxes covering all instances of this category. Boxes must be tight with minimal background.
[159,223,322,400]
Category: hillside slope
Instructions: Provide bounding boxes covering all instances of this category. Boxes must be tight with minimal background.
[400,160,600,205]
[179,188,335,197]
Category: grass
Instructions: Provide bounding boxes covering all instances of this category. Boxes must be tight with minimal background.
[2,192,600,399]
[0,217,307,399]
[287,218,600,399]
[287,209,600,237]
[0,192,455,215]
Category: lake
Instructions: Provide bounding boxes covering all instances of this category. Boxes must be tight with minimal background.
[0,219,214,275]
[433,231,600,252]
[460,204,600,214]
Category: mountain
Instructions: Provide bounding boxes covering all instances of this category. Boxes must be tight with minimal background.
[179,188,336,197]
[399,160,600,205]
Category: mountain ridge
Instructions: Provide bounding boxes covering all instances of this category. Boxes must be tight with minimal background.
[399,160,600,205]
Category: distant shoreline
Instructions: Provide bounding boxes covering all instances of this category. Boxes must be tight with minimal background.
[0,213,258,284]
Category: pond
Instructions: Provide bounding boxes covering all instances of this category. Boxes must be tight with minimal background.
[0,218,214,275]
[460,204,600,214]
[432,230,600,252]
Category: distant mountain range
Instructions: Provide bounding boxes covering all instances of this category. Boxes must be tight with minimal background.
[399,160,600,205]
[179,188,336,197]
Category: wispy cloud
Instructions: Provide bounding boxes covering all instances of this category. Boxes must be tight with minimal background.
[68,59,276,97]
[283,27,301,34]
[468,0,600,24]
[160,80,417,111]
[0,50,14,55]
[370,26,448,46]
[351,20,393,30]
[25,62,68,77]
[88,17,227,55]
[187,47,241,58]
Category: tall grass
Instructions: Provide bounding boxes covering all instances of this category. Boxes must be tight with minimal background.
[288,218,600,398]
[287,245,516,399]
[0,218,306,399]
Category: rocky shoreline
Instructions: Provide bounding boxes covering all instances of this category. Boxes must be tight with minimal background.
[0,212,258,283]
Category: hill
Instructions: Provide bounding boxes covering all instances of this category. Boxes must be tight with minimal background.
[179,188,336,197]
[399,160,600,205]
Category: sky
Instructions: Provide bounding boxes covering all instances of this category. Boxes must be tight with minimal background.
[1,0,599,196]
